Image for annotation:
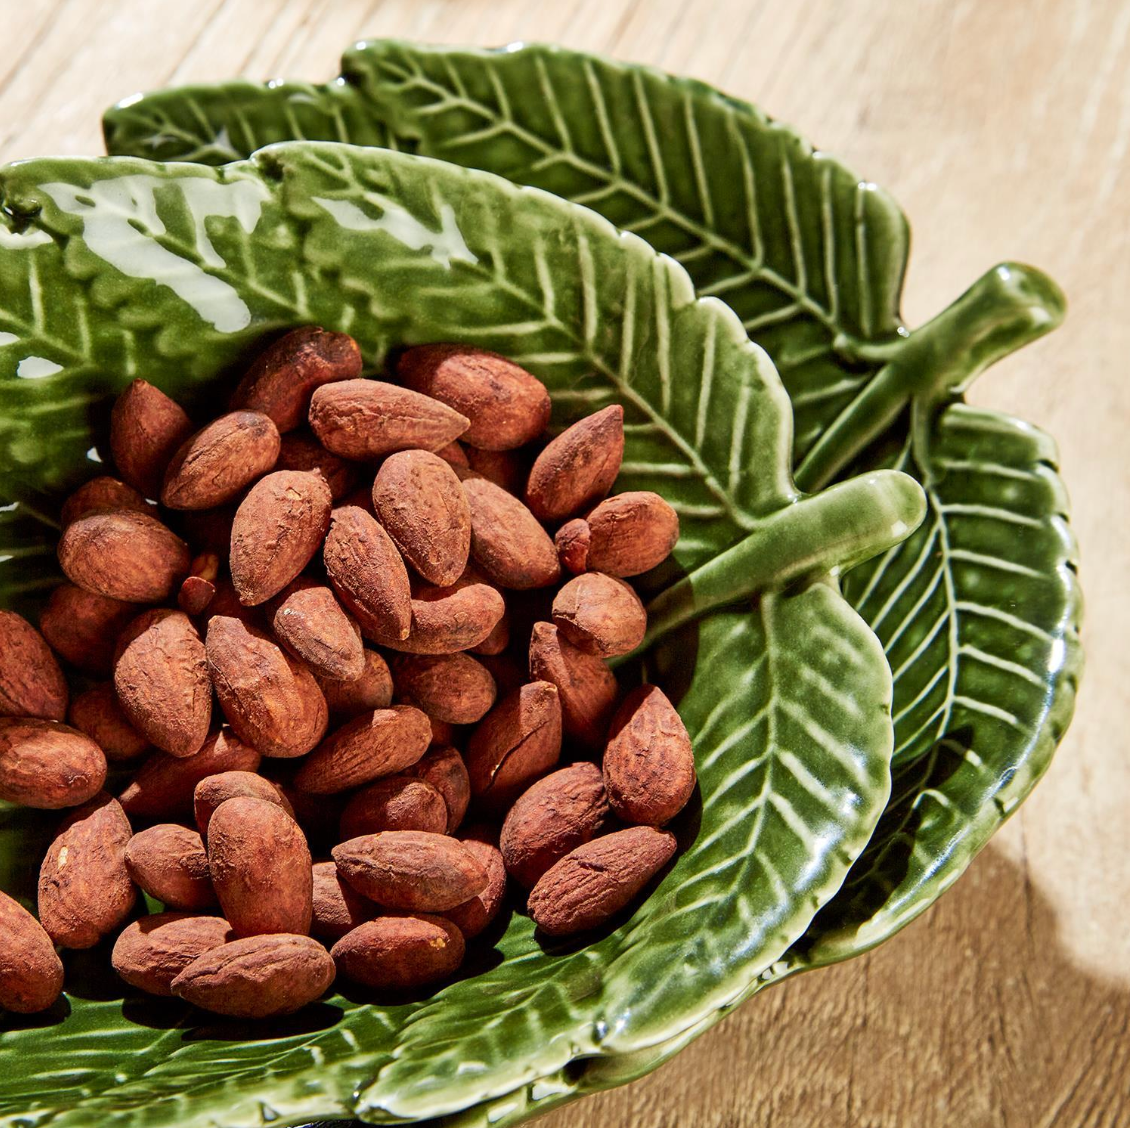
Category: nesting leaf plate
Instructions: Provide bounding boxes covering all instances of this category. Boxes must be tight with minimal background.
[0,140,928,1125]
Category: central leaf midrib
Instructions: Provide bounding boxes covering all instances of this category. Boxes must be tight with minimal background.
[928,479,961,754]
[846,434,960,764]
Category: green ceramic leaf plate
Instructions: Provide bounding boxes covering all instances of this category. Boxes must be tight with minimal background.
[0,143,924,1125]
[100,38,1082,979]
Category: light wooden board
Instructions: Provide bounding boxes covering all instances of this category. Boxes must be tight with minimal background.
[2,1,1126,1124]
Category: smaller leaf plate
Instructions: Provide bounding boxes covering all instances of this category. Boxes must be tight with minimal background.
[0,141,923,1127]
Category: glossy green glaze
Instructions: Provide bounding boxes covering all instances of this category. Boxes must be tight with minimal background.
[101,36,1081,978]
[0,143,920,1126]
[98,42,1082,1127]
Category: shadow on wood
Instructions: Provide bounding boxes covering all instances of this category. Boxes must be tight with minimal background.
[536,843,1129,1127]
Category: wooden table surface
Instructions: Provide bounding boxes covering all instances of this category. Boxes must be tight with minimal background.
[3,1,1126,1125]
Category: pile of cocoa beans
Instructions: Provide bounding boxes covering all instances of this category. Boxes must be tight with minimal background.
[0,330,695,1019]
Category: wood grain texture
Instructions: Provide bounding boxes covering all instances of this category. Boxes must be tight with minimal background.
[1,1,1125,1124]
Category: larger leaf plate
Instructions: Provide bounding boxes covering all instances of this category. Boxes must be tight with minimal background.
[101,39,1082,983]
[0,143,924,1126]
